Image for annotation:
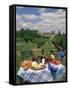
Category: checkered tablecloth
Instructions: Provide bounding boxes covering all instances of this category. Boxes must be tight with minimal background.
[17,64,65,83]
[17,67,53,82]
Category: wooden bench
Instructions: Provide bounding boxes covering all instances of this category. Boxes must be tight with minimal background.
[21,50,33,59]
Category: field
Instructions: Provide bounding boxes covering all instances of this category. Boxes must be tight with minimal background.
[16,29,66,84]
[16,39,66,84]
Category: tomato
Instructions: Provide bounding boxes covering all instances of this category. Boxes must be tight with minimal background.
[52,60,60,65]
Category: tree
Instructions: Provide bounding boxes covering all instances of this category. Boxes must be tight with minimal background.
[27,27,30,30]
[17,28,24,38]
[58,30,61,36]
[51,31,55,34]
[24,37,28,43]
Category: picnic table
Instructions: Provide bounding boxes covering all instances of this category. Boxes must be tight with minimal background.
[17,64,65,83]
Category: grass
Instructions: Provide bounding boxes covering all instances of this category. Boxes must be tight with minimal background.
[16,42,37,51]
[16,42,37,72]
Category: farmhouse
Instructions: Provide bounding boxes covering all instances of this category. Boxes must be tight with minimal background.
[41,32,55,37]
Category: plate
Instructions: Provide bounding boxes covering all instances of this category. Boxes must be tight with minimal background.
[31,64,46,70]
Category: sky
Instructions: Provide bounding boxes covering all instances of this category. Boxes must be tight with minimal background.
[16,6,66,34]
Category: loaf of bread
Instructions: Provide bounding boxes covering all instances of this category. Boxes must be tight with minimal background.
[21,60,32,70]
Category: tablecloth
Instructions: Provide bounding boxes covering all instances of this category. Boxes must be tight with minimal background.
[17,64,65,83]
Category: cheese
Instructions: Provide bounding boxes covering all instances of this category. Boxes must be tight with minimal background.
[32,61,38,68]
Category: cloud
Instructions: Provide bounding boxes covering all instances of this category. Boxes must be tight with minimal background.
[16,6,24,9]
[22,14,38,20]
[16,14,22,20]
[16,8,66,34]
[37,9,66,33]
[38,8,46,13]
